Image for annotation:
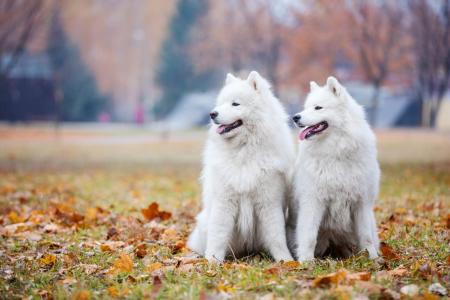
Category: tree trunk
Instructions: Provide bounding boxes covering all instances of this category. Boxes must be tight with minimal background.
[369,85,381,127]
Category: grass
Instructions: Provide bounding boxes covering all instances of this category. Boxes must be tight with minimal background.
[0,126,449,299]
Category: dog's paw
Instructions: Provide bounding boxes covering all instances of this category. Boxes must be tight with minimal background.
[205,254,223,264]
[296,253,315,262]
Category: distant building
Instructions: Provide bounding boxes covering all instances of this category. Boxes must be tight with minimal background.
[0,52,56,122]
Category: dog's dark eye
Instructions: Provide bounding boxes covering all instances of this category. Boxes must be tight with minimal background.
[232,102,240,107]
[315,106,323,110]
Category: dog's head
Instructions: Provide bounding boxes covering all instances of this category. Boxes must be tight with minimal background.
[292,76,348,141]
[210,71,272,139]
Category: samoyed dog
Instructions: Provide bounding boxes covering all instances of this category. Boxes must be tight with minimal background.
[187,71,295,263]
[290,76,380,261]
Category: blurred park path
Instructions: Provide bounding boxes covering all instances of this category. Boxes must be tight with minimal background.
[1,124,449,172]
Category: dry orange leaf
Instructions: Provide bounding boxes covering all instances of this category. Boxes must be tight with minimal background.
[347,271,371,282]
[100,244,113,252]
[141,202,172,221]
[380,242,400,260]
[146,262,163,273]
[312,269,348,287]
[109,253,133,274]
[72,290,91,300]
[107,286,119,297]
[40,254,57,266]
[281,260,301,270]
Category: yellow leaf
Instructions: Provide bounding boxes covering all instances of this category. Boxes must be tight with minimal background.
[8,211,25,224]
[109,253,133,274]
[40,254,57,266]
[85,207,98,222]
[146,262,163,273]
[161,228,178,242]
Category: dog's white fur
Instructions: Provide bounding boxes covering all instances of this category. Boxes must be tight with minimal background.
[290,76,380,261]
[187,71,294,262]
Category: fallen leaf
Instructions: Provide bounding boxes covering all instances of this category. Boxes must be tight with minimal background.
[100,244,113,252]
[72,290,91,300]
[135,244,147,258]
[387,266,408,277]
[8,211,25,224]
[380,242,400,260]
[312,269,348,287]
[141,202,172,221]
[40,254,57,266]
[281,260,301,270]
[107,286,119,297]
[107,227,119,240]
[161,228,178,242]
[146,262,163,273]
[347,271,371,283]
[109,253,133,274]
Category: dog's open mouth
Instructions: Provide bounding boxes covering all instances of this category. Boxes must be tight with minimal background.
[299,121,328,140]
[216,120,243,135]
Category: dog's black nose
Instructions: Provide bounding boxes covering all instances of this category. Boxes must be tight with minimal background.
[210,111,218,120]
[292,114,301,123]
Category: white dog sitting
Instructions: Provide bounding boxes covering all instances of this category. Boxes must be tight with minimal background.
[188,71,295,263]
[291,76,380,261]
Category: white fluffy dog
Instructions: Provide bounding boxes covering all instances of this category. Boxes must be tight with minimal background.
[290,76,380,261]
[187,71,295,263]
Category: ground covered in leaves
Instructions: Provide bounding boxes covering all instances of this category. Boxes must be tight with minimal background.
[0,126,449,299]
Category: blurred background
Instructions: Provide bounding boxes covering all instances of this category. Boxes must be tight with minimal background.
[0,0,449,130]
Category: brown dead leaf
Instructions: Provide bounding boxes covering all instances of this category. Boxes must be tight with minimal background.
[109,253,133,274]
[135,244,147,258]
[141,202,172,221]
[40,254,57,266]
[161,228,178,242]
[380,242,400,260]
[312,269,348,287]
[107,227,119,240]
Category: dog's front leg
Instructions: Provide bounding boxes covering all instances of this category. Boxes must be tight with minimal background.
[259,202,293,262]
[355,201,379,259]
[295,198,325,262]
[205,200,237,263]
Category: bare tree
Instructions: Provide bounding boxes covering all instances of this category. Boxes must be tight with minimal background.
[348,0,407,126]
[409,0,450,127]
[0,0,45,78]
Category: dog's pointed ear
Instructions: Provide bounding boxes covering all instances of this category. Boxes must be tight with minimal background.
[310,81,319,91]
[326,76,341,97]
[225,73,238,85]
[247,71,261,91]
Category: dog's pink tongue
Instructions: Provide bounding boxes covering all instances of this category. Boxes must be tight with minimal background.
[216,125,226,134]
[299,127,313,140]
